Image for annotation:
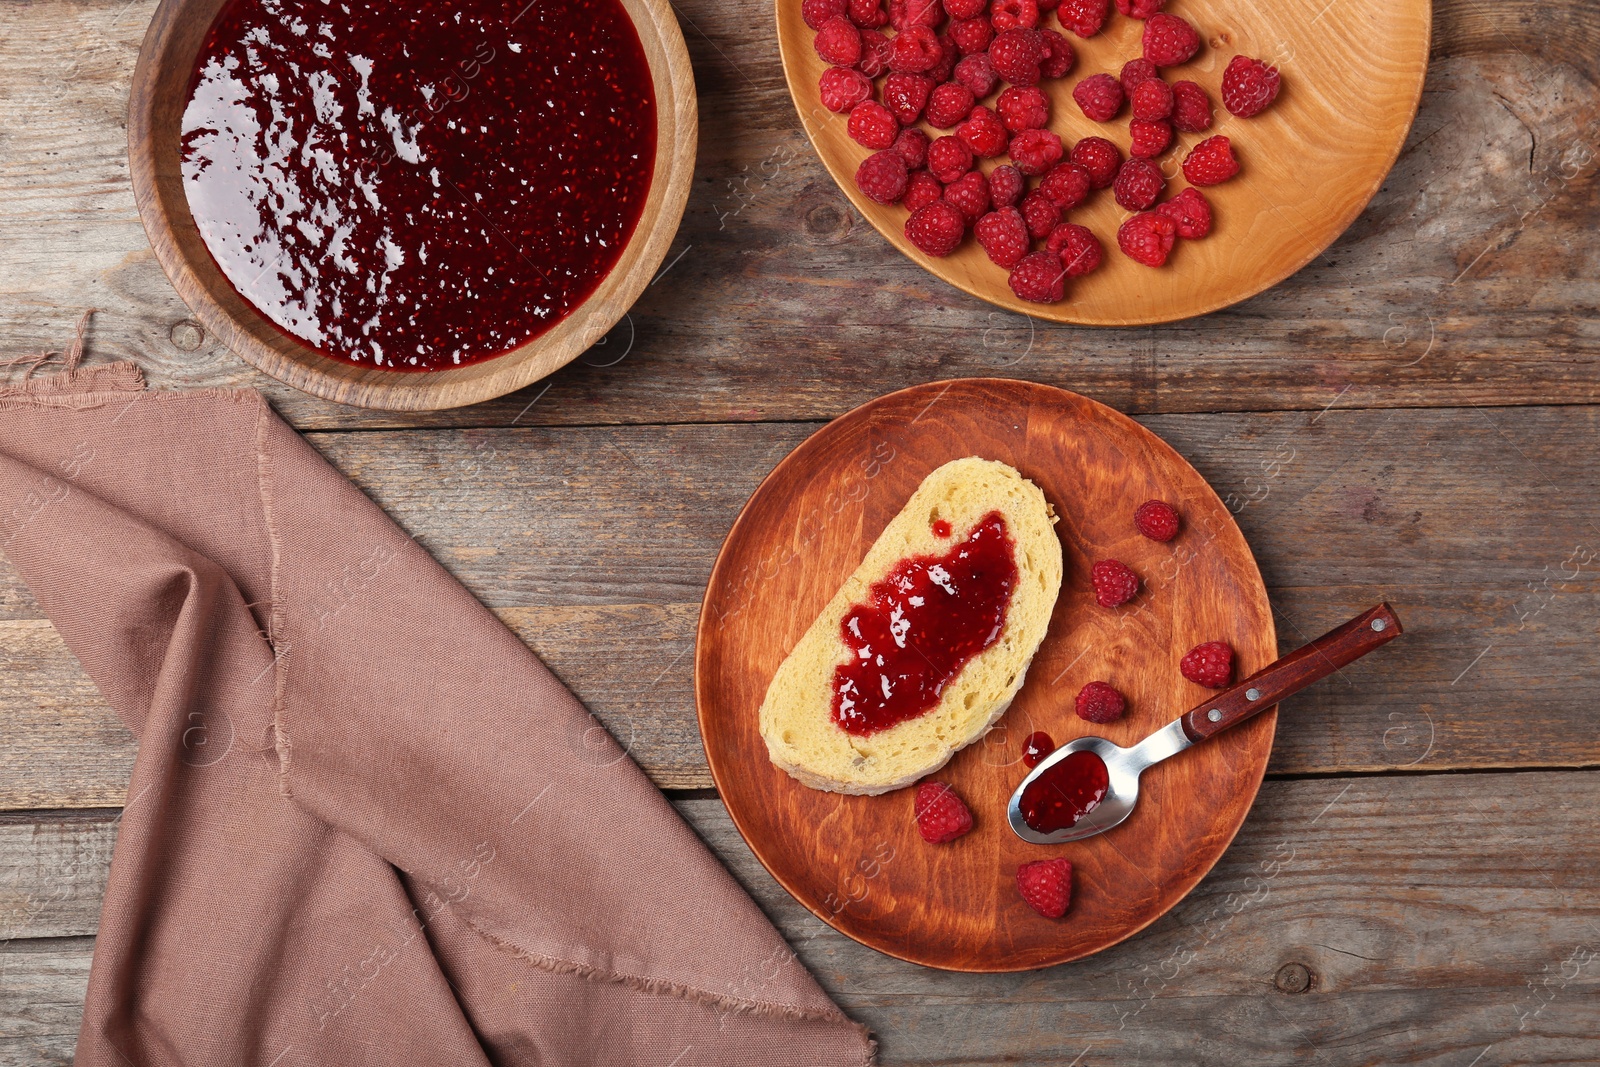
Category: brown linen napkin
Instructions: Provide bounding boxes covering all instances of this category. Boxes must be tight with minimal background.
[0,345,874,1066]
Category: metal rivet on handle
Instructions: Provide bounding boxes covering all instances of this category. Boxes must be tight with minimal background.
[1208,709,1223,722]
[1246,688,1261,701]
[1372,618,1387,632]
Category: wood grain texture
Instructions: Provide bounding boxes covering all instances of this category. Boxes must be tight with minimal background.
[697,380,1277,969]
[5,774,1599,1064]
[2,0,1597,428]
[778,0,1431,324]
[1,403,1598,809]
[126,0,697,410]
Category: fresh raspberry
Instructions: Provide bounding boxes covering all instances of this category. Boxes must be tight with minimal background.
[819,67,873,113]
[1008,251,1066,303]
[858,30,894,76]
[814,17,863,67]
[954,52,999,96]
[904,168,945,211]
[997,85,1050,133]
[848,100,900,150]
[1072,73,1124,122]
[914,781,975,843]
[944,0,986,17]
[943,170,991,222]
[927,134,975,182]
[1119,57,1160,94]
[1180,640,1234,688]
[1129,118,1173,159]
[848,0,890,28]
[1057,0,1108,38]
[1133,499,1181,540]
[890,25,943,73]
[883,72,934,124]
[1114,0,1164,17]
[854,149,910,204]
[1170,80,1213,132]
[1091,559,1139,606]
[1046,222,1103,276]
[988,29,1043,86]
[1118,210,1177,266]
[927,82,976,128]
[890,0,943,30]
[803,0,848,31]
[1156,187,1211,238]
[990,0,1040,31]
[1038,161,1091,209]
[1075,680,1127,723]
[1182,135,1239,185]
[1143,13,1199,67]
[1038,29,1076,78]
[1112,157,1165,210]
[906,200,967,256]
[893,125,931,168]
[1020,189,1060,238]
[1017,857,1073,918]
[976,208,1030,267]
[1071,136,1121,188]
[1130,78,1174,121]
[1009,128,1064,175]
[948,16,995,55]
[957,105,1010,158]
[1221,55,1282,117]
[988,163,1024,207]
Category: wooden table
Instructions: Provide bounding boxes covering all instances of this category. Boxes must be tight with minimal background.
[3,0,1599,1061]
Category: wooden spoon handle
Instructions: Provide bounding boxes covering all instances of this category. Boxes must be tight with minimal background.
[1179,603,1403,743]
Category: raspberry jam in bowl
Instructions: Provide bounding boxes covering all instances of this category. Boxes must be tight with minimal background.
[130,0,695,409]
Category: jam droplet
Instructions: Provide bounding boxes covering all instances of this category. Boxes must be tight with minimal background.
[181,0,657,370]
[831,511,1018,735]
[1020,750,1110,833]
[931,518,952,538]
[1021,731,1055,768]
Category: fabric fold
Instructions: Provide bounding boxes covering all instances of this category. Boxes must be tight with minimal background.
[0,354,873,1067]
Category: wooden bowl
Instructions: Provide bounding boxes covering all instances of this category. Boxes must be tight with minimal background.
[696,379,1277,971]
[777,0,1430,325]
[129,0,696,411]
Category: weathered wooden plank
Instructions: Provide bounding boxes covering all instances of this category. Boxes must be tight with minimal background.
[2,404,1598,806]
[2,0,1599,428]
[4,773,1599,1063]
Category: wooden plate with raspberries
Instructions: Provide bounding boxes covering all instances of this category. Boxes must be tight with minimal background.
[776,0,1430,322]
[695,379,1277,970]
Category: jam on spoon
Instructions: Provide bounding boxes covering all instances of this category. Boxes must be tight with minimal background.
[831,511,1018,735]
[1019,750,1110,834]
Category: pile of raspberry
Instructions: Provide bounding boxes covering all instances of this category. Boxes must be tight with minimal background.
[811,0,1283,303]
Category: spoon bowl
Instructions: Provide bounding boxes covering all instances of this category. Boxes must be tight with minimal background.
[1007,720,1193,845]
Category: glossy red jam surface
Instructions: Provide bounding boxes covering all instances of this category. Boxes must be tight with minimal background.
[831,511,1018,736]
[931,518,952,538]
[1020,750,1109,833]
[182,0,656,370]
[1021,730,1055,768]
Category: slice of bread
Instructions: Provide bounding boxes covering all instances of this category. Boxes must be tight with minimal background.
[758,457,1063,795]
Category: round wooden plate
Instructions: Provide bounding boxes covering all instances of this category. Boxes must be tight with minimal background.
[696,378,1277,971]
[776,0,1430,325]
[128,0,696,411]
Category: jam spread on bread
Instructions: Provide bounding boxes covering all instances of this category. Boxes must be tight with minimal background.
[831,511,1018,735]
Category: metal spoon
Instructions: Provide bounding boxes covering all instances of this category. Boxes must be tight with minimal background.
[1007,602,1404,845]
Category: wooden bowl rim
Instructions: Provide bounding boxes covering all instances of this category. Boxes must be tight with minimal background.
[694,377,1278,970]
[128,0,697,411]
[774,0,1432,327]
